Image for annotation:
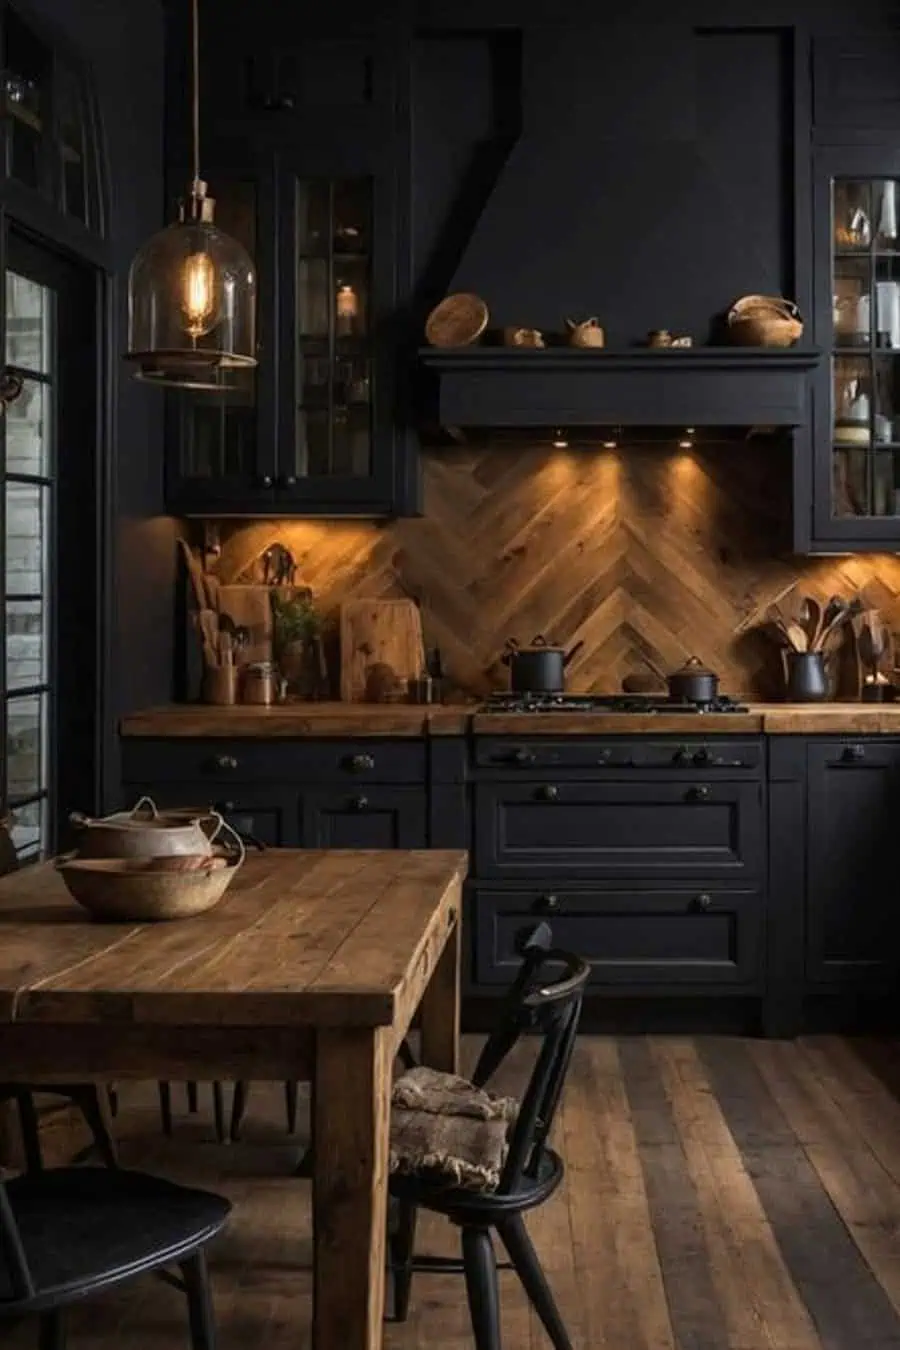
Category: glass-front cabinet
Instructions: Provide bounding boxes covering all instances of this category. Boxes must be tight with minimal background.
[165,113,413,515]
[814,146,900,547]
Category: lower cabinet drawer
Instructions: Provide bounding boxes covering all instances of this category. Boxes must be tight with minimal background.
[472,887,763,988]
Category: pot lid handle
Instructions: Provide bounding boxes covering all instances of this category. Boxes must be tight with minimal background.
[672,655,716,677]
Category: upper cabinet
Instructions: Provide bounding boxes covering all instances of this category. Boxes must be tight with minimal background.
[807,33,900,552]
[163,21,417,518]
[0,3,104,239]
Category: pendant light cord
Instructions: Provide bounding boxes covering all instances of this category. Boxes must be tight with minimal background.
[190,0,200,191]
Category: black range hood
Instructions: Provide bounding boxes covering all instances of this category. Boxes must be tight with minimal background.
[418,346,822,431]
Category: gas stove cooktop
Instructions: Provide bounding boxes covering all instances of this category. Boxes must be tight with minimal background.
[481,693,750,714]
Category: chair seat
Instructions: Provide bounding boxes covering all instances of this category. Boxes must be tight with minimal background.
[389,1145,564,1220]
[0,1167,231,1310]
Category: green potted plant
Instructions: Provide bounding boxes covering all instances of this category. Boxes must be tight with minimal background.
[271,590,322,695]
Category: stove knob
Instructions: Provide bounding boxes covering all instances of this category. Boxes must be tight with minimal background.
[512,748,536,766]
[693,748,710,766]
[672,746,691,765]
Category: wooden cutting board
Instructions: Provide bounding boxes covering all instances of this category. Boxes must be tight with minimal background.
[340,599,425,702]
[218,585,273,665]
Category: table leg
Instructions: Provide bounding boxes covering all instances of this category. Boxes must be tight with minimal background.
[419,905,461,1074]
[313,1026,391,1350]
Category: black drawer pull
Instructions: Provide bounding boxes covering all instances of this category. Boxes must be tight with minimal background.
[538,784,559,802]
[537,893,560,913]
[280,474,297,488]
[841,744,865,763]
[257,474,274,489]
[347,753,376,773]
[510,748,536,766]
[693,893,713,912]
[351,795,369,812]
[212,754,239,772]
[261,92,296,111]
[687,784,710,801]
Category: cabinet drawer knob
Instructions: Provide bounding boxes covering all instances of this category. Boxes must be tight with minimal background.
[538,893,560,913]
[280,475,297,488]
[352,795,369,811]
[258,474,274,489]
[212,754,239,771]
[348,753,376,772]
[842,744,865,763]
[693,893,713,912]
[687,784,710,801]
[262,93,296,111]
[538,784,559,801]
[511,747,536,766]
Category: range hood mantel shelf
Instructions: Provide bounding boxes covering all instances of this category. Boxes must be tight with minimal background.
[419,346,823,429]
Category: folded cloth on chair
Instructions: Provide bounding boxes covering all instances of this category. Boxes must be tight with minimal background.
[391,1066,518,1122]
[389,1105,509,1191]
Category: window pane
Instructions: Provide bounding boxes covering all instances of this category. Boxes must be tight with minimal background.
[6,482,48,596]
[5,272,50,373]
[7,598,46,690]
[7,692,45,801]
[9,797,44,859]
[5,378,49,474]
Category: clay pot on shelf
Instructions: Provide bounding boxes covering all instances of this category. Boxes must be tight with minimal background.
[502,326,545,348]
[565,317,605,348]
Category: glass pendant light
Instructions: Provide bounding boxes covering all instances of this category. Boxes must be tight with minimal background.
[124,0,256,389]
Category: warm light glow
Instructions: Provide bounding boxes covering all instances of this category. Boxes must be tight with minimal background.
[180,250,218,338]
[551,429,568,448]
[602,439,617,449]
[679,439,694,449]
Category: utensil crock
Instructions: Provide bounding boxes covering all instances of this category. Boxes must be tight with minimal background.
[786,651,829,702]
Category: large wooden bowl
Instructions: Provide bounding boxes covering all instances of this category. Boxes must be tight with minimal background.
[55,852,241,922]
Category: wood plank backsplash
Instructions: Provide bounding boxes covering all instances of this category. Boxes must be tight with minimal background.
[206,443,900,700]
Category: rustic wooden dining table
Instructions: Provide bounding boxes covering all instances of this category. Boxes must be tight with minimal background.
[0,847,466,1350]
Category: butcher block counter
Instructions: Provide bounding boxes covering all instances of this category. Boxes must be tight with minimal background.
[121,701,900,737]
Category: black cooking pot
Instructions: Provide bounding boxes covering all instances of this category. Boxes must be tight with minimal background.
[667,656,719,705]
[502,635,585,693]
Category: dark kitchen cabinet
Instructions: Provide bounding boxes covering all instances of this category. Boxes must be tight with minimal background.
[805,740,900,988]
[474,779,763,881]
[164,26,416,518]
[808,143,900,550]
[302,786,426,848]
[472,886,763,991]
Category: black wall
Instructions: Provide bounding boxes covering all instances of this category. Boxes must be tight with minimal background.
[25,0,171,807]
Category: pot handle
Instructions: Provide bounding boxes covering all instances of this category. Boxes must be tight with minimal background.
[212,814,247,867]
[129,796,159,820]
[563,640,585,667]
[501,638,520,667]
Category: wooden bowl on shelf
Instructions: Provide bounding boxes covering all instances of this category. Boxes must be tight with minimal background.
[55,851,241,922]
[726,294,803,347]
[424,293,489,347]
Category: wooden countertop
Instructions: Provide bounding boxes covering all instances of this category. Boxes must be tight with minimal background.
[120,701,900,738]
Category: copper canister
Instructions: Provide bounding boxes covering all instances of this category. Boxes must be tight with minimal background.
[242,661,277,706]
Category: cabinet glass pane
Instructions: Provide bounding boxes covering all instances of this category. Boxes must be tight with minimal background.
[6,482,48,596]
[177,181,257,481]
[6,272,50,374]
[831,177,900,519]
[7,692,45,802]
[5,379,48,475]
[56,63,89,223]
[4,9,50,192]
[293,177,373,478]
[7,598,46,690]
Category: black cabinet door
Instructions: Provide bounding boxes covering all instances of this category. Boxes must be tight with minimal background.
[163,145,280,516]
[302,786,426,848]
[475,780,763,880]
[472,886,763,990]
[123,783,299,848]
[806,741,900,986]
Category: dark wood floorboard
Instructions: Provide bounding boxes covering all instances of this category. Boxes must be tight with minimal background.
[7,1035,900,1350]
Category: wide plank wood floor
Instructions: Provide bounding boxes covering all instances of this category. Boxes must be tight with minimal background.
[9,1034,900,1350]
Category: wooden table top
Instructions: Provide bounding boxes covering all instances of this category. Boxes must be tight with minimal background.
[0,849,468,1030]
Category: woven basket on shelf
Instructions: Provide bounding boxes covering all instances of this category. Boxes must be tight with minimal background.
[726,294,803,347]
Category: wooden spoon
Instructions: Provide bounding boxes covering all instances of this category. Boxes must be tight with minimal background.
[785,621,809,652]
[800,596,823,649]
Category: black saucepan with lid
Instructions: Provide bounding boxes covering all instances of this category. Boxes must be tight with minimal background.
[502,635,585,693]
[666,656,720,705]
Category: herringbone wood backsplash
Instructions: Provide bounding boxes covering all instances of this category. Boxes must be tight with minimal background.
[210,443,900,700]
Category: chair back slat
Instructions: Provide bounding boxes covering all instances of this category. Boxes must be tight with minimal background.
[0,1180,34,1299]
[467,921,589,1196]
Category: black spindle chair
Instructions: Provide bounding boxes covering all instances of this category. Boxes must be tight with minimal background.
[0,1163,230,1350]
[389,922,589,1350]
